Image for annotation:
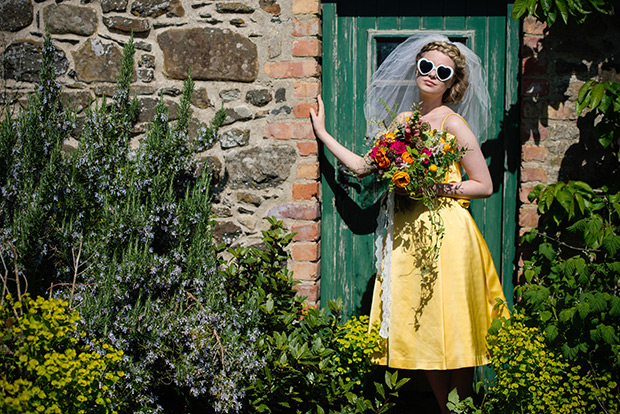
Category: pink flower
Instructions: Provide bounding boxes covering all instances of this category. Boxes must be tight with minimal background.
[389,140,407,154]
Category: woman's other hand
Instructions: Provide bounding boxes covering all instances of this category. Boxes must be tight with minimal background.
[309,94,327,140]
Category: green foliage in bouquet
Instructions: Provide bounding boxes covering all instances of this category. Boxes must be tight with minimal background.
[0,294,124,414]
[367,105,465,206]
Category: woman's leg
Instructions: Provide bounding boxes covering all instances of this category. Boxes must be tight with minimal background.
[425,368,474,414]
[425,370,450,414]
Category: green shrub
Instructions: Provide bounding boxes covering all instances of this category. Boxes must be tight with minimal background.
[484,313,618,413]
[0,294,124,413]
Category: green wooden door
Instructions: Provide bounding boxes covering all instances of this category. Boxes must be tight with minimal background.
[320,1,520,317]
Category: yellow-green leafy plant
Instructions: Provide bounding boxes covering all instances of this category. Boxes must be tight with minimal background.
[0,294,124,414]
[334,315,383,385]
[485,313,618,413]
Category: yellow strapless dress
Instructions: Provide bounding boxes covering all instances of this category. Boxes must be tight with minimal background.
[369,160,509,370]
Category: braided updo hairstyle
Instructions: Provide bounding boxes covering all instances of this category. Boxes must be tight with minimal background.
[416,41,469,104]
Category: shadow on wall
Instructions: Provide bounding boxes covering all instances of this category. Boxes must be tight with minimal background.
[523,12,620,188]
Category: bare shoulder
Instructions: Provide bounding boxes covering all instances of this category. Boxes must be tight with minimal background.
[396,111,414,122]
[442,113,478,148]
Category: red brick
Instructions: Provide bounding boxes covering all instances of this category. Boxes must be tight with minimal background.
[292,17,320,36]
[294,80,320,98]
[296,162,320,179]
[291,222,320,241]
[264,60,320,78]
[522,57,547,76]
[265,122,314,140]
[519,206,540,229]
[522,79,550,97]
[521,166,547,183]
[523,16,547,35]
[521,123,549,144]
[297,141,318,156]
[292,0,320,14]
[266,202,320,220]
[290,262,320,280]
[293,101,318,118]
[293,39,321,57]
[293,281,320,302]
[291,242,321,261]
[521,144,548,162]
[293,182,319,200]
[519,185,536,204]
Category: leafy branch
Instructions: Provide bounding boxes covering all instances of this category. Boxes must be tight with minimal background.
[512,0,615,26]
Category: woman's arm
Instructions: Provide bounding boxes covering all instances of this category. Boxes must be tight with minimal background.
[309,95,374,176]
[434,115,493,199]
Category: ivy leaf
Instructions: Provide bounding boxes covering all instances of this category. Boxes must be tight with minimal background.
[542,0,553,12]
[555,187,574,215]
[577,80,594,104]
[577,301,591,319]
[539,242,556,260]
[584,217,604,247]
[559,307,576,322]
[598,89,612,113]
[609,296,620,317]
[562,342,580,360]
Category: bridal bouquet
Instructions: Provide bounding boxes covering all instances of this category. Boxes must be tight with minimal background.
[366,105,465,208]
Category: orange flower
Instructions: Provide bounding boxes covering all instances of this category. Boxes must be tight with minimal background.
[374,148,391,169]
[401,152,414,164]
[392,171,411,188]
[443,142,453,152]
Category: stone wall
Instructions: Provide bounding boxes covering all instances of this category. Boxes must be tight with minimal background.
[518,14,620,234]
[0,0,323,304]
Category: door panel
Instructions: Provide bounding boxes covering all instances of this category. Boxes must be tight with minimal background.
[321,1,519,317]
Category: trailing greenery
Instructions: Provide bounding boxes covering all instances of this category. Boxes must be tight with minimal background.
[0,294,124,414]
[512,0,615,26]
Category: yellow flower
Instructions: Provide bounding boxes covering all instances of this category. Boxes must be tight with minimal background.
[429,164,438,172]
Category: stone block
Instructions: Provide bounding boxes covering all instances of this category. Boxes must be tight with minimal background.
[192,87,212,109]
[0,0,33,32]
[213,220,243,245]
[158,28,258,82]
[72,39,126,83]
[521,145,548,162]
[219,128,250,149]
[2,40,68,82]
[259,0,281,14]
[246,89,273,107]
[226,144,296,189]
[131,0,184,17]
[103,16,150,34]
[519,206,539,229]
[216,2,255,13]
[102,0,128,13]
[44,4,97,36]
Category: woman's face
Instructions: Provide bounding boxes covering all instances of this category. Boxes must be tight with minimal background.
[416,50,456,98]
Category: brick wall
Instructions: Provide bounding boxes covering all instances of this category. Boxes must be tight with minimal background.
[518,14,620,237]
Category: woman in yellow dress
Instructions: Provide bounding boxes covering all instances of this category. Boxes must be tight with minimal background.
[310,36,509,413]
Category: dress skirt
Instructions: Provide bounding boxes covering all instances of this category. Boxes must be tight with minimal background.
[369,195,509,370]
